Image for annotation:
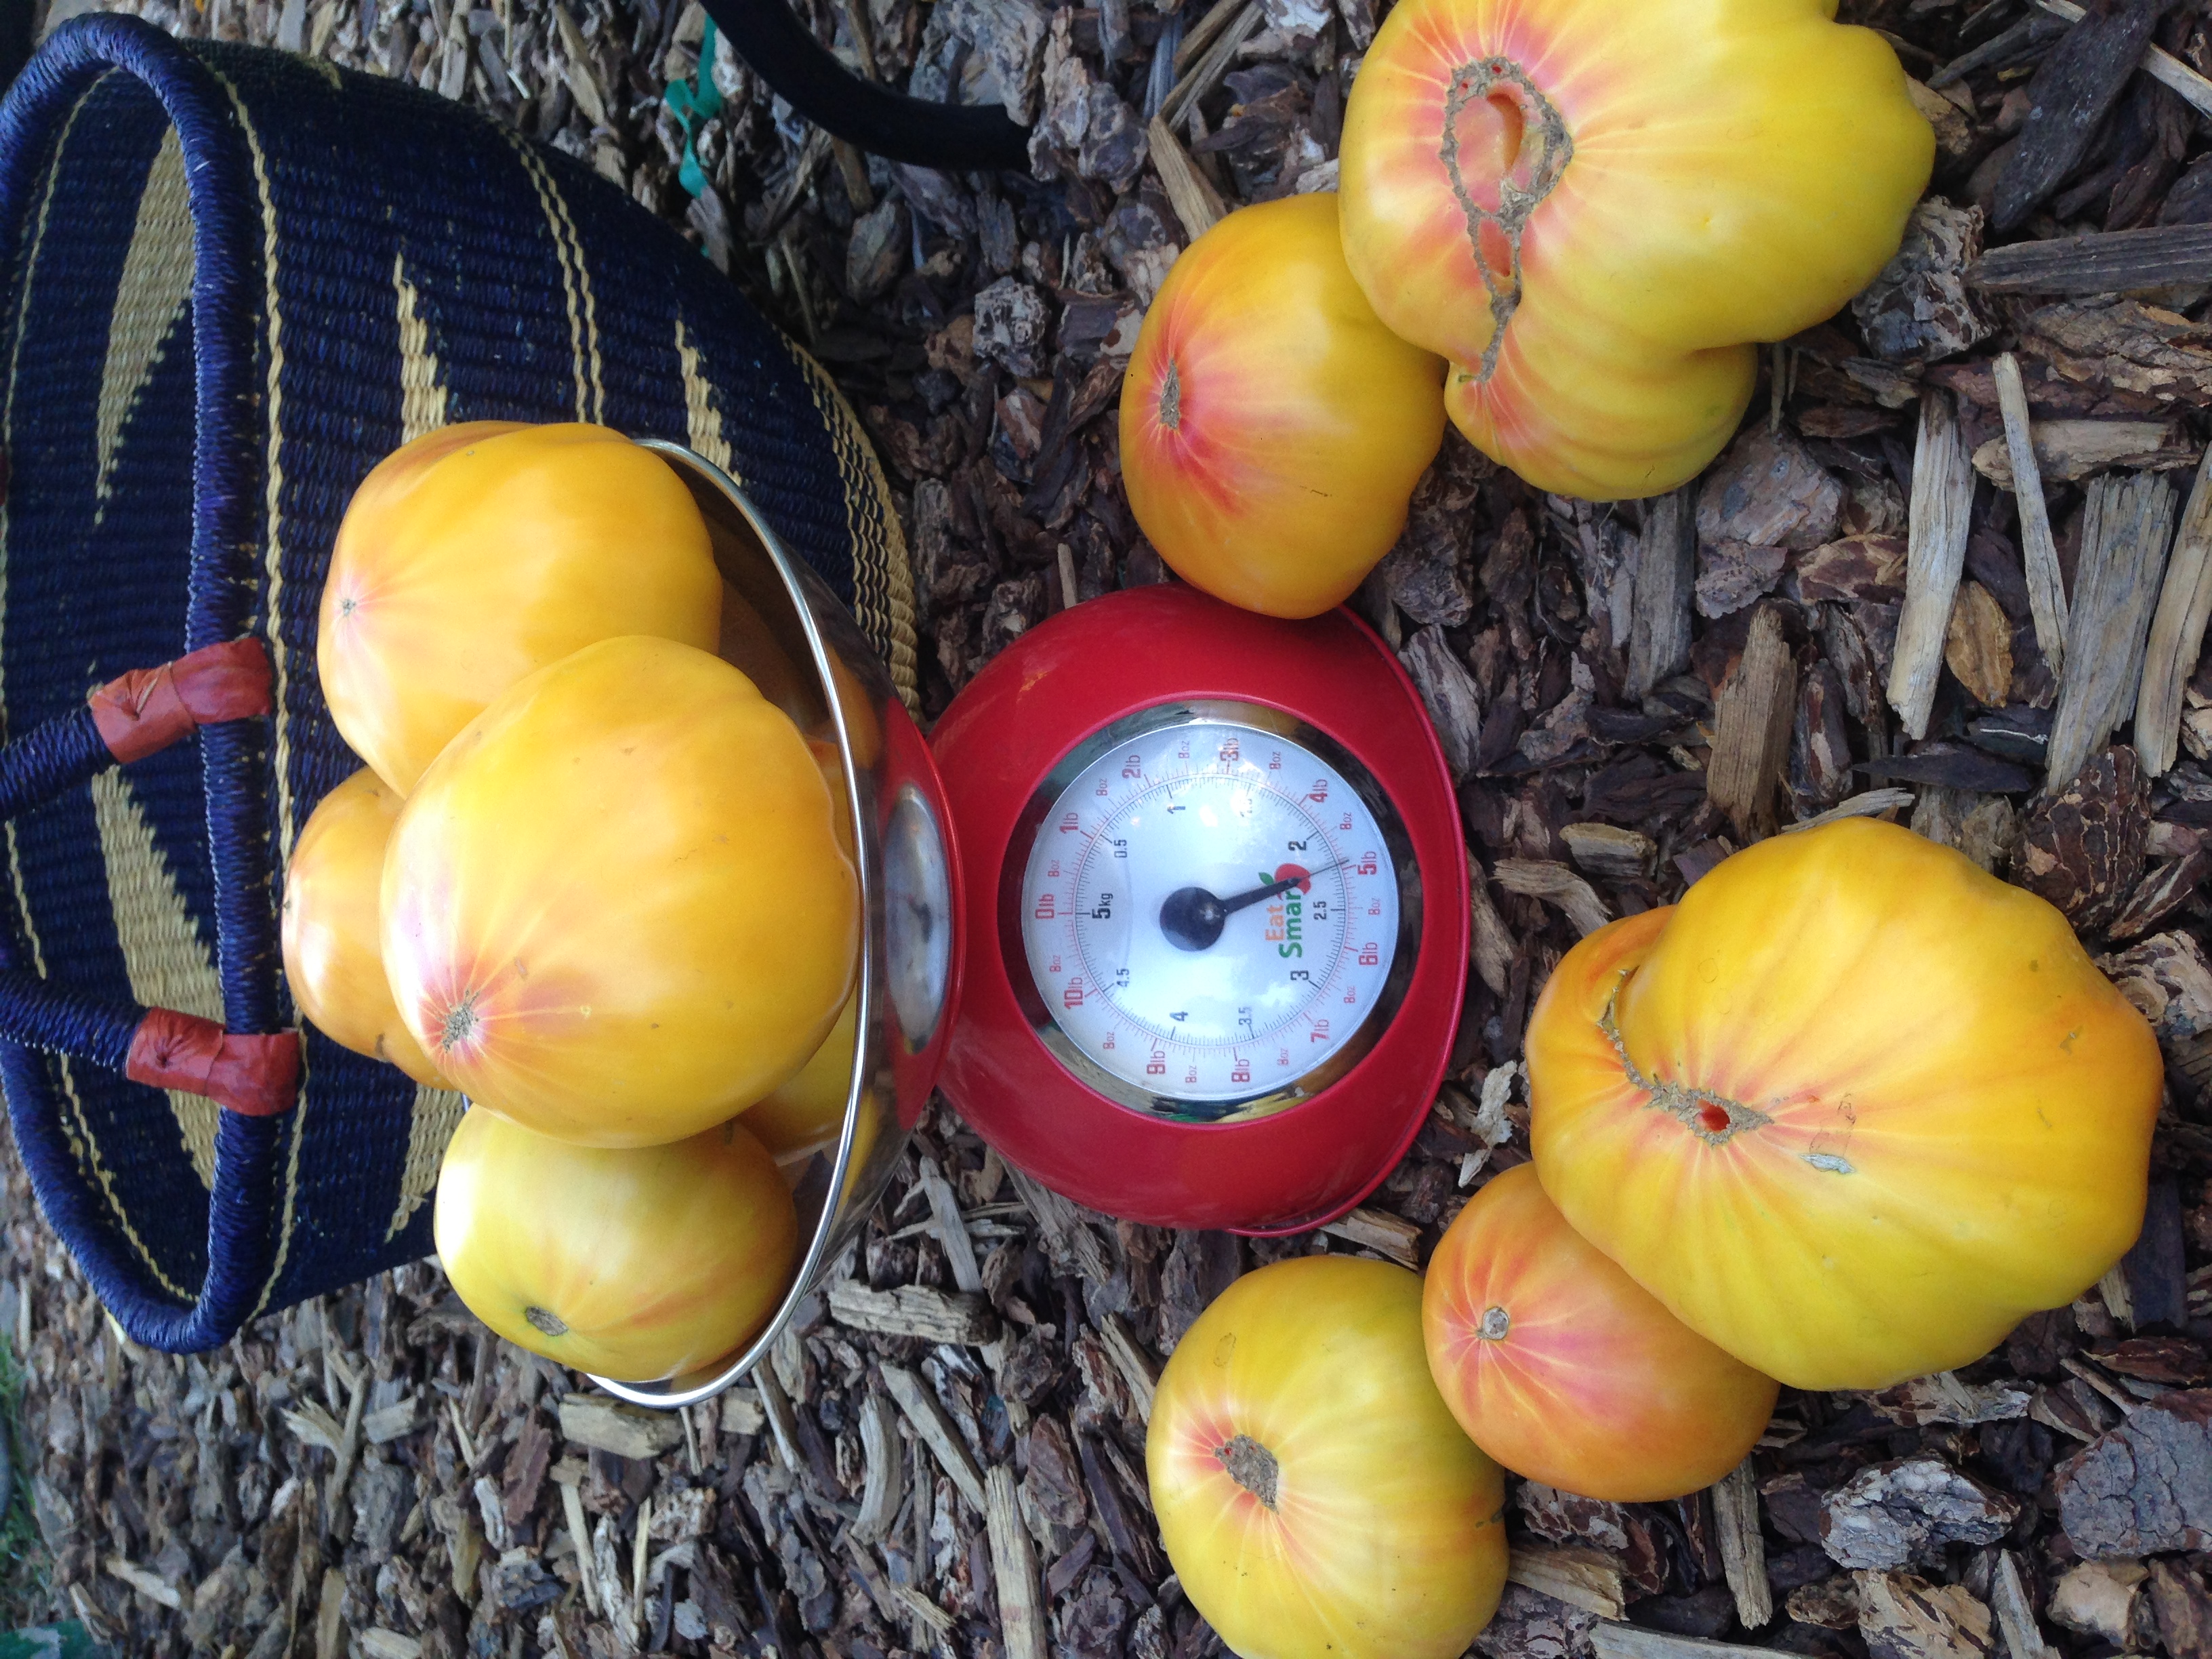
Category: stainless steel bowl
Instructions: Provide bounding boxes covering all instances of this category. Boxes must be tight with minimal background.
[590,441,960,1410]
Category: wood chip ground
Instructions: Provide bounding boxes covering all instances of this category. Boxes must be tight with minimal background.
[5,0,2212,1652]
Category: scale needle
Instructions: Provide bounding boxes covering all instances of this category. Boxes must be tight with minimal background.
[1159,861,1340,952]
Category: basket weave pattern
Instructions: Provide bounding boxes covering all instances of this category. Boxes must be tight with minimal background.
[0,13,916,1351]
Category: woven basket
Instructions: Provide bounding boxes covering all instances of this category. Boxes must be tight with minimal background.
[0,12,918,1352]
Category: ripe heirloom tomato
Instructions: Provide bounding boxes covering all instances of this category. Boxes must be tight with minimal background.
[743,991,857,1158]
[1338,0,1931,499]
[320,423,722,793]
[1121,194,1446,619]
[383,636,859,1147]
[1425,1163,1776,1502]
[806,737,858,865]
[1148,1256,1507,1659]
[434,1108,796,1380]
[719,580,817,730]
[280,769,449,1087]
[1528,819,2163,1391]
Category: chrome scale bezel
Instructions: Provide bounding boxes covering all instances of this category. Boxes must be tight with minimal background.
[998,699,1422,1124]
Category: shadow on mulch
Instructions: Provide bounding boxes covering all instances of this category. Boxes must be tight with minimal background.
[0,1326,54,1631]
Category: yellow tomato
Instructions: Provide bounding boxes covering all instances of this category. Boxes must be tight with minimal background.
[434,1108,796,1380]
[383,636,859,1147]
[320,422,722,793]
[1425,1163,1775,1502]
[718,579,818,731]
[1148,1256,1507,1659]
[806,737,858,866]
[279,769,449,1087]
[1121,194,1446,619]
[742,991,857,1157]
[1528,819,2163,1390]
[1338,0,1932,499]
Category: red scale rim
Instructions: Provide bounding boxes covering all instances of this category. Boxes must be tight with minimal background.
[930,584,1471,1235]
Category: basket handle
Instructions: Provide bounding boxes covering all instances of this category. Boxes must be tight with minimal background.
[0,637,298,1115]
[0,637,270,820]
[0,976,300,1114]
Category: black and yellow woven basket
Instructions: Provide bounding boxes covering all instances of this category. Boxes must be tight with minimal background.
[0,12,917,1351]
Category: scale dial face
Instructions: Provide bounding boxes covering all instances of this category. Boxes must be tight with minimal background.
[1011,705,1416,1122]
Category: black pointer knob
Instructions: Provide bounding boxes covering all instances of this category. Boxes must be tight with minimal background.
[1160,886,1229,951]
[1158,864,1336,953]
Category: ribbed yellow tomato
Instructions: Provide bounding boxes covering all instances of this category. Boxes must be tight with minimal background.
[1121,194,1446,619]
[383,636,859,1146]
[1338,0,1932,499]
[1528,820,2163,1391]
[1148,1257,1507,1659]
[279,769,448,1087]
[1425,1163,1776,1502]
[320,423,722,793]
[434,1108,796,1380]
[742,991,857,1158]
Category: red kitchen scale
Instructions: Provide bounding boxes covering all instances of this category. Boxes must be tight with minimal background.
[930,582,1469,1235]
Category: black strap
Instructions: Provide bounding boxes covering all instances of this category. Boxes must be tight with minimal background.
[702,0,1030,171]
[0,0,37,91]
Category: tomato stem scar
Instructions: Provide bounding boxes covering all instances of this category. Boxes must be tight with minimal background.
[524,1305,569,1337]
[1160,361,1183,432]
[1437,58,1572,384]
[1216,1433,1279,1509]
[1599,974,1772,1146]
[441,991,484,1054]
[1477,1305,1511,1341]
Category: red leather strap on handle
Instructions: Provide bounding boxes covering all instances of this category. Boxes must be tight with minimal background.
[125,1010,300,1117]
[89,638,272,764]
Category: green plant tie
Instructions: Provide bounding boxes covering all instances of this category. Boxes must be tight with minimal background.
[662,15,724,201]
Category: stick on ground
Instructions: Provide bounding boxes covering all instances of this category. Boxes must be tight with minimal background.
[1888,390,1975,740]
[1628,486,1696,701]
[1709,604,1799,839]
[1148,115,1225,240]
[1713,1458,1775,1631]
[986,1464,1049,1659]
[2049,470,2178,790]
[1991,353,2068,674]
[2133,444,2212,777]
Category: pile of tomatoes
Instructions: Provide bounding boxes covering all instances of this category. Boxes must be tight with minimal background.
[1120,0,1941,613]
[1141,1141,1778,1659]
[281,422,861,1382]
[1141,818,2164,1659]
[1111,15,2169,1645]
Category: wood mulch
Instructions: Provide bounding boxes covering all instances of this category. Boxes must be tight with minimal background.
[5,0,2212,1652]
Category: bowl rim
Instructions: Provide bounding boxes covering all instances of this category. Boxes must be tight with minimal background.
[585,438,900,1412]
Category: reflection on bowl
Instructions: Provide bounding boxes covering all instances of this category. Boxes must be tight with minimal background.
[745,992,858,1162]
[586,441,959,1410]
